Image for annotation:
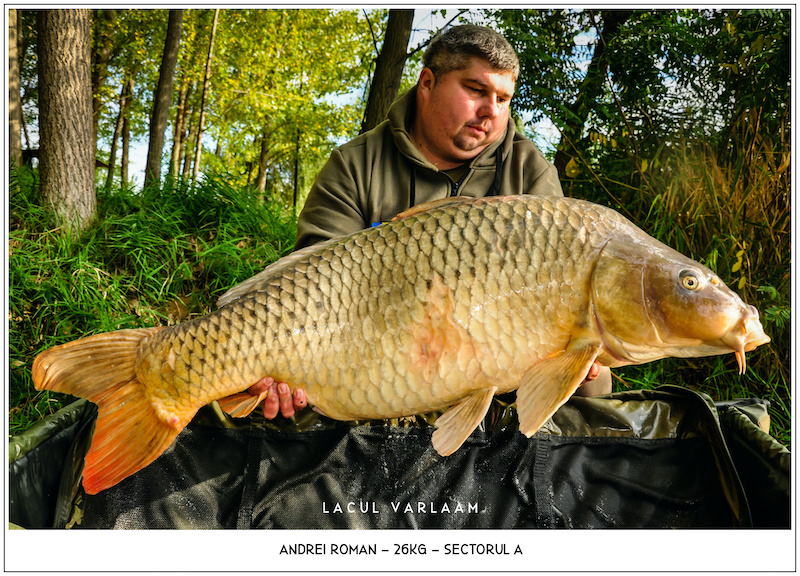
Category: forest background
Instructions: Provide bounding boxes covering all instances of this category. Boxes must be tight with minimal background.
[7,8,792,447]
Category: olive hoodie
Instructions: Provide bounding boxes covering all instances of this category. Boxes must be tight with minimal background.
[296,86,563,250]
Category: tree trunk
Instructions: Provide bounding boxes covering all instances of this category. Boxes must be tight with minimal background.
[192,9,220,183]
[181,119,196,180]
[255,131,269,193]
[360,9,414,134]
[170,80,192,178]
[8,8,22,168]
[293,125,301,209]
[37,9,96,233]
[91,9,117,145]
[143,9,183,189]
[105,74,133,188]
[121,105,130,186]
[105,84,125,187]
[553,10,632,179]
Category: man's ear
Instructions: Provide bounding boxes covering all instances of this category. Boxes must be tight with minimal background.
[418,68,436,95]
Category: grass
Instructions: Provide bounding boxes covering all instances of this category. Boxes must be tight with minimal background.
[8,171,297,436]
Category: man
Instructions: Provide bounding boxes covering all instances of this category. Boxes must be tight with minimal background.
[247,24,611,420]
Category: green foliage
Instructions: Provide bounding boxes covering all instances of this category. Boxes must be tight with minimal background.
[8,171,297,435]
[188,8,377,201]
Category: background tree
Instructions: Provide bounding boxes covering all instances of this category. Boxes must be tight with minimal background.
[203,9,375,202]
[550,10,632,179]
[8,8,23,168]
[91,9,117,144]
[360,9,414,133]
[36,9,96,232]
[191,9,219,183]
[105,73,134,187]
[143,9,183,188]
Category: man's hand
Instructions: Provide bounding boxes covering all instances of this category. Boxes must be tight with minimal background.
[574,362,612,397]
[247,376,307,419]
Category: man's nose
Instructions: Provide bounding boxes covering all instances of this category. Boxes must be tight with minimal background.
[477,95,501,117]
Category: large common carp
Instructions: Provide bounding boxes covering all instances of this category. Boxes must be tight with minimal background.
[33,195,769,494]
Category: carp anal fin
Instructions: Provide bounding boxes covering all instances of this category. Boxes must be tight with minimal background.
[216,390,268,418]
[516,342,600,437]
[432,386,497,456]
[32,328,188,495]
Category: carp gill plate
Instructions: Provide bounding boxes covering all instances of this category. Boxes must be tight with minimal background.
[32,195,770,494]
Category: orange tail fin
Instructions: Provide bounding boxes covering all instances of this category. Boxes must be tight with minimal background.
[32,328,187,495]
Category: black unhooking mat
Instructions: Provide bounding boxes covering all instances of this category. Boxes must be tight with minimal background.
[8,385,791,529]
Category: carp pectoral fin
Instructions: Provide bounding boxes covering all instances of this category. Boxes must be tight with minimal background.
[432,386,498,456]
[31,328,189,494]
[516,343,600,437]
[217,390,268,418]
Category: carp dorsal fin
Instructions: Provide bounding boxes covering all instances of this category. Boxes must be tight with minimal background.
[216,237,340,308]
[515,340,601,437]
[393,196,485,221]
[432,386,497,456]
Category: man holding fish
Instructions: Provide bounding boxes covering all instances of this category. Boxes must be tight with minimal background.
[33,24,768,495]
[248,24,612,421]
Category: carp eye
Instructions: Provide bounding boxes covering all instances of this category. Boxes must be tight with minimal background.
[680,272,700,290]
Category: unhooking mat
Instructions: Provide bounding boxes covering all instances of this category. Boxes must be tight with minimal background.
[8,385,791,529]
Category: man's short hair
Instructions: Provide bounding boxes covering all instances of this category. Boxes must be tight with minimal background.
[423,24,520,82]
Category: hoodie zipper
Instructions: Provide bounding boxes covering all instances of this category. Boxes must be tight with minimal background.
[447,169,470,197]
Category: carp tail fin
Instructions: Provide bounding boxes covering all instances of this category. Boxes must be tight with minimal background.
[32,328,186,494]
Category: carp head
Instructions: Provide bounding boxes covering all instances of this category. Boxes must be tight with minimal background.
[591,235,770,373]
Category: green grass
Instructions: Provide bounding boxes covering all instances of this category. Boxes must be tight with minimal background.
[8,170,297,436]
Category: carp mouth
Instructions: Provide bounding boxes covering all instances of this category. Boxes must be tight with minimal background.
[720,305,771,374]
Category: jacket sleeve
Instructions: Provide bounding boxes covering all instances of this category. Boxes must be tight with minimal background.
[515,135,564,198]
[295,148,368,251]
[527,161,563,197]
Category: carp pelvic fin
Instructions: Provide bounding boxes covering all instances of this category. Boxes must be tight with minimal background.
[32,328,188,495]
[516,342,600,437]
[432,386,498,456]
[216,390,269,418]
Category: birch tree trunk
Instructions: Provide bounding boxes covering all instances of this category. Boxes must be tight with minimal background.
[170,81,192,178]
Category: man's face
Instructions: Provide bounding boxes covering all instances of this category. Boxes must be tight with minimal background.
[413,56,515,170]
